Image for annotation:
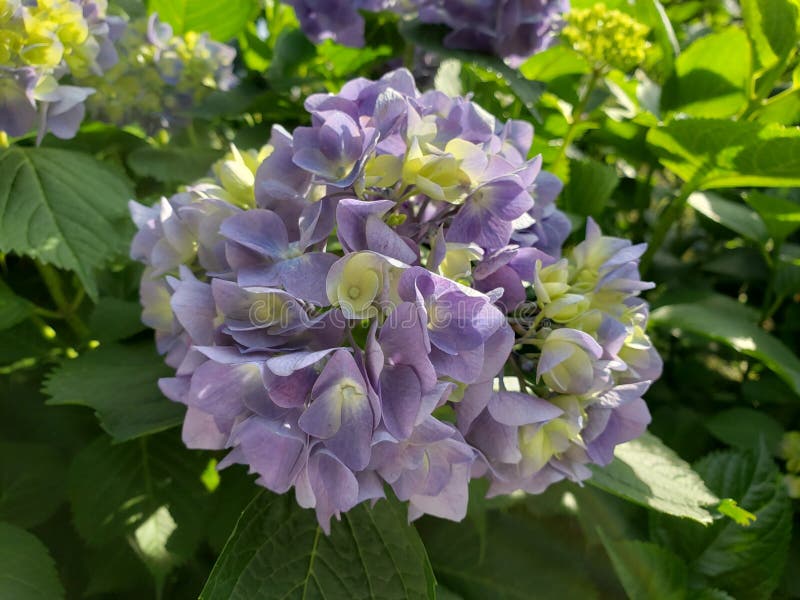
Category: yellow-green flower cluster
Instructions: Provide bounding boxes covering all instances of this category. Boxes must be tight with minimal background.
[562,3,650,72]
[780,431,800,498]
[79,14,236,132]
[0,0,123,139]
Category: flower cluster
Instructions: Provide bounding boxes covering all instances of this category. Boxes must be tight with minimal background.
[79,14,236,132]
[415,0,570,67]
[0,0,124,141]
[131,68,660,531]
[562,3,649,72]
[286,0,568,66]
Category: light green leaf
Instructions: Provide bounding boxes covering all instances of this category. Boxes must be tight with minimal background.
[44,342,183,442]
[0,522,64,600]
[599,534,689,600]
[434,59,463,97]
[687,191,768,243]
[519,45,590,83]
[706,408,784,454]
[754,87,800,124]
[0,442,67,529]
[200,491,435,600]
[650,446,792,600]
[662,28,750,118]
[716,499,757,526]
[0,279,31,331]
[743,191,800,242]
[148,0,258,41]
[650,299,800,395]
[647,119,800,188]
[127,146,223,183]
[588,432,719,524]
[0,147,133,300]
[562,158,620,216]
[741,0,799,72]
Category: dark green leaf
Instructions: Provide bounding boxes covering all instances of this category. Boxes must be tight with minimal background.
[43,342,183,442]
[200,491,435,600]
[148,0,258,41]
[127,146,223,183]
[706,408,784,454]
[399,22,544,120]
[0,279,31,331]
[419,509,610,599]
[562,158,620,216]
[68,433,212,581]
[0,147,133,300]
[650,446,792,599]
[650,298,800,395]
[0,522,64,600]
[88,297,148,343]
[599,534,689,600]
[687,191,768,243]
[588,432,719,524]
[0,442,67,529]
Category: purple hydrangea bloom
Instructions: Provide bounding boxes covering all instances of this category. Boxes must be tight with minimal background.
[416,0,570,66]
[131,68,660,532]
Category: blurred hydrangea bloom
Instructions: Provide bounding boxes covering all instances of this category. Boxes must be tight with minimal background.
[562,3,649,72]
[415,0,569,67]
[131,68,660,531]
[79,14,236,132]
[0,0,124,141]
[285,0,568,66]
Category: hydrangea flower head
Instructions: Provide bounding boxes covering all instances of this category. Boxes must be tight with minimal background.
[79,14,236,132]
[0,0,124,140]
[131,68,661,532]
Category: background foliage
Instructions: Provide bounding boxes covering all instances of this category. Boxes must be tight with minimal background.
[1,0,799,598]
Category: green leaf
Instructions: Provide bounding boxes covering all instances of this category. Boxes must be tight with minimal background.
[399,22,544,120]
[0,442,67,529]
[706,408,784,454]
[588,432,719,524]
[0,147,134,300]
[633,0,680,78]
[716,499,757,526]
[200,491,435,600]
[598,534,689,600]
[419,510,606,599]
[68,434,212,566]
[741,0,799,72]
[650,446,792,599]
[519,45,590,83]
[562,158,620,216]
[0,279,32,331]
[43,342,183,442]
[650,298,800,396]
[662,28,750,118]
[743,191,800,242]
[647,119,800,188]
[687,191,768,243]
[0,522,64,600]
[127,146,223,183]
[88,298,148,343]
[148,0,257,41]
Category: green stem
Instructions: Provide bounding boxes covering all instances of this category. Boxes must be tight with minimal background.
[549,67,603,174]
[35,261,90,338]
[640,173,704,275]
